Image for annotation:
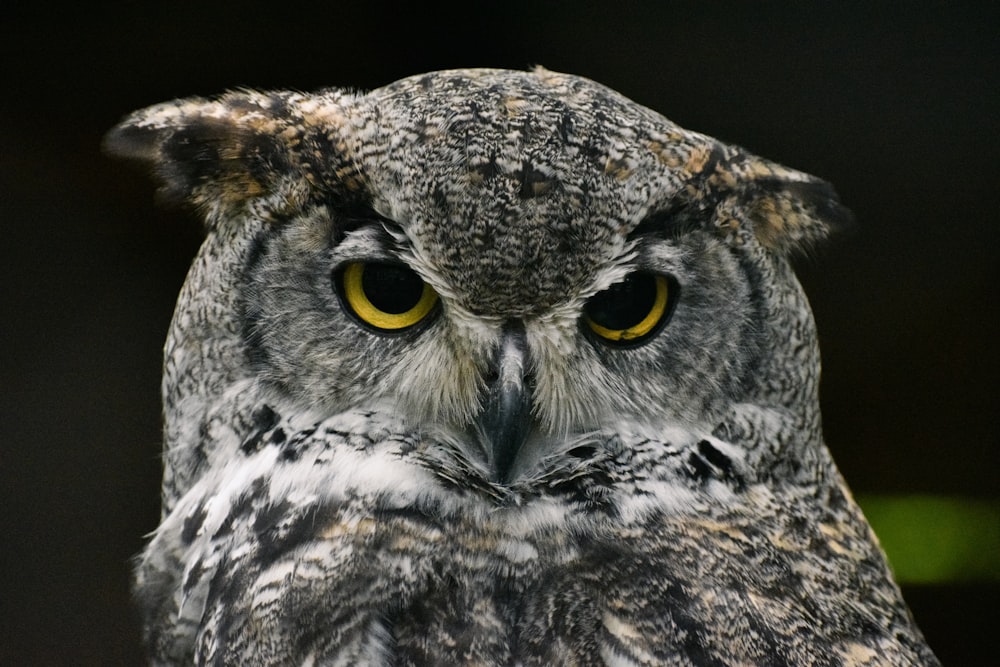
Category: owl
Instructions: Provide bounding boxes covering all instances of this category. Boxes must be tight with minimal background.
[106,68,939,665]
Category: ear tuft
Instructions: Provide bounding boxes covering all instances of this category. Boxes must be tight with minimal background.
[104,91,356,222]
[705,153,853,255]
[104,95,294,212]
[746,176,854,253]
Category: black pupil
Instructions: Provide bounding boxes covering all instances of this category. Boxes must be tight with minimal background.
[361,264,424,314]
[586,273,657,330]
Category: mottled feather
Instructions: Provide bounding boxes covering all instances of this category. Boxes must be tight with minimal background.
[107,68,937,665]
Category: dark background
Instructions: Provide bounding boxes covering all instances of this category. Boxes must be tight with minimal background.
[2,2,996,664]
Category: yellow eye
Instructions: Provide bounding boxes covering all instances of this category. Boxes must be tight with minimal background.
[584,273,674,345]
[337,262,439,332]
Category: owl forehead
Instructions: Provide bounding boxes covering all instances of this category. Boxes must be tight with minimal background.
[342,69,693,315]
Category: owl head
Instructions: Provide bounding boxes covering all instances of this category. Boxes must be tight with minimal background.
[106,68,849,508]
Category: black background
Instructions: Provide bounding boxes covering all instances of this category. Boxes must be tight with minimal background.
[2,2,996,664]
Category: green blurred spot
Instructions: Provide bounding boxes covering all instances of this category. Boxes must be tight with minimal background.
[857,495,1000,584]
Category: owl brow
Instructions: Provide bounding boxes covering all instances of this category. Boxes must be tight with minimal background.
[626,200,698,242]
[331,201,401,245]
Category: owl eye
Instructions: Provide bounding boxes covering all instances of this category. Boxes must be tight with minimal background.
[584,273,674,346]
[336,262,439,332]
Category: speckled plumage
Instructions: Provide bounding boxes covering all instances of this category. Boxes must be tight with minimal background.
[106,68,938,665]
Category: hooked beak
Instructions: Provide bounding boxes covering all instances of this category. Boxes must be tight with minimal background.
[478,322,533,482]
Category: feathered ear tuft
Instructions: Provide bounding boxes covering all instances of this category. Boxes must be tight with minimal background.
[103,91,354,223]
[104,95,283,209]
[744,176,854,254]
[702,152,853,255]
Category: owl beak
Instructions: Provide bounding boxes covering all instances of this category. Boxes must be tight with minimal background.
[480,322,533,482]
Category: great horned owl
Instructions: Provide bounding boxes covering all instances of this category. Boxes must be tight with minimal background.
[106,68,939,665]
